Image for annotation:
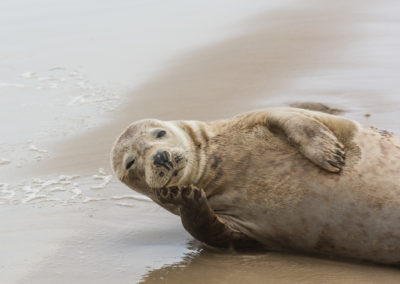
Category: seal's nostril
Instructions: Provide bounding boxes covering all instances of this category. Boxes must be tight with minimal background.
[162,151,169,161]
[153,150,172,170]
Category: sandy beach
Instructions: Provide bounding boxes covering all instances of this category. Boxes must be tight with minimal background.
[1,0,400,283]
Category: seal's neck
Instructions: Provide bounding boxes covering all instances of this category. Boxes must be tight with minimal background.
[176,120,211,185]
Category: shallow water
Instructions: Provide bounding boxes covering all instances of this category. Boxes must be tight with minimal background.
[1,0,400,283]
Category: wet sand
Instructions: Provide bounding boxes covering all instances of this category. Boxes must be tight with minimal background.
[2,0,400,283]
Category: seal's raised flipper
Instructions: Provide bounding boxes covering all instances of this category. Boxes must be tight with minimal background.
[156,185,259,249]
[243,109,346,173]
[271,111,345,173]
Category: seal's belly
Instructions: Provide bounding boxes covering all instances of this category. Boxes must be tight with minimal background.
[209,126,400,263]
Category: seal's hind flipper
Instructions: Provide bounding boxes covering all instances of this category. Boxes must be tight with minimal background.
[156,185,259,249]
[289,102,344,115]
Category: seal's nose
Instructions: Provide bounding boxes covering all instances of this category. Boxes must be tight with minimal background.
[153,150,173,170]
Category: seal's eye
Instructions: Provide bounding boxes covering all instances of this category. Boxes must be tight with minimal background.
[156,130,166,138]
[125,158,135,170]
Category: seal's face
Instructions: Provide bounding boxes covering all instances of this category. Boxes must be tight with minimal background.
[111,119,191,199]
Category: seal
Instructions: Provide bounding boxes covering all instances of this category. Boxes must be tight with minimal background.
[111,107,400,264]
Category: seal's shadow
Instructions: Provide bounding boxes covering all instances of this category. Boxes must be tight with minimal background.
[139,240,400,284]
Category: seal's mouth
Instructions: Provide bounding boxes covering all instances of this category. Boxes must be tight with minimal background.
[144,149,188,190]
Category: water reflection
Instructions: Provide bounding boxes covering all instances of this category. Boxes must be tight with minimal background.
[141,241,400,283]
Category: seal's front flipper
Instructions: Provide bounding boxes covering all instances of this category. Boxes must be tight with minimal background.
[242,108,346,173]
[156,185,259,249]
[266,110,346,173]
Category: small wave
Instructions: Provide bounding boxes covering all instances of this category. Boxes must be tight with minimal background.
[91,168,113,189]
[49,187,67,192]
[20,71,36,78]
[0,158,11,165]
[28,144,48,153]
[59,175,80,181]
[21,185,46,203]
[111,195,151,202]
[49,67,65,71]
[115,202,136,207]
[68,96,87,105]
[71,187,82,199]
[23,194,47,203]
[0,82,24,88]
[0,183,15,201]
[82,197,106,203]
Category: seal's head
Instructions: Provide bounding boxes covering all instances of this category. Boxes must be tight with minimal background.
[111,119,192,200]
